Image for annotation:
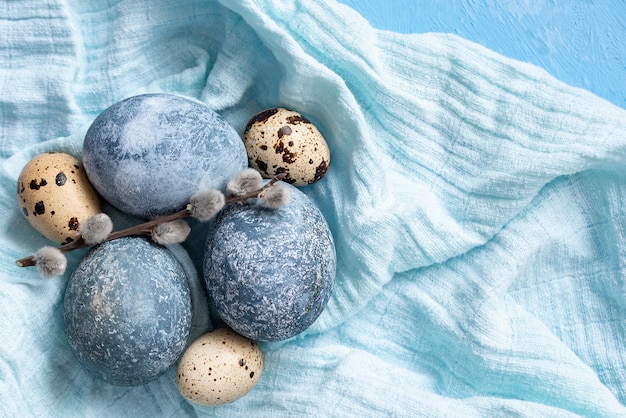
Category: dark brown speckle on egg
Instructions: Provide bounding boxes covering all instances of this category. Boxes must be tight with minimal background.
[34,201,45,216]
[286,115,311,125]
[311,159,328,183]
[255,158,268,174]
[30,179,47,190]
[55,172,67,186]
[282,149,297,164]
[244,108,279,133]
[274,140,284,154]
[68,217,80,231]
[277,125,292,138]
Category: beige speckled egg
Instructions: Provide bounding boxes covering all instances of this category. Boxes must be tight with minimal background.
[176,328,263,406]
[17,152,101,244]
[243,108,330,186]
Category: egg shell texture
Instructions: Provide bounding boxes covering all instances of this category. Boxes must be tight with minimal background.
[16,152,101,244]
[243,108,330,186]
[64,237,192,386]
[176,328,263,406]
[82,93,248,219]
[204,183,336,341]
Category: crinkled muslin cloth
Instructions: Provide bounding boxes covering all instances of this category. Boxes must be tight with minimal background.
[1,0,626,416]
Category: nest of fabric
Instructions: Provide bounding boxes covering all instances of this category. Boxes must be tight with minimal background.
[1,0,625,416]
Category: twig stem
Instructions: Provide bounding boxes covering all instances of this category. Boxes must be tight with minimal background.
[15,174,286,268]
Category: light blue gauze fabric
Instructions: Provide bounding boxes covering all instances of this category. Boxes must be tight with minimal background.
[1,0,626,417]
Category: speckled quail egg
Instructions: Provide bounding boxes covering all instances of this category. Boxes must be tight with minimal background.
[17,152,101,244]
[243,108,330,186]
[176,328,263,406]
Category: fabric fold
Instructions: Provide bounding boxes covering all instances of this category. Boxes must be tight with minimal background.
[1,0,626,416]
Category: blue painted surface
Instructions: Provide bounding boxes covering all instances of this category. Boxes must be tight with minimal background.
[337,0,626,109]
[82,93,248,219]
[204,183,336,342]
[64,237,192,386]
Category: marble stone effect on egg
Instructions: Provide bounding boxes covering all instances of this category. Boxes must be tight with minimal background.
[204,183,336,342]
[82,93,248,219]
[64,237,192,386]
[16,152,101,244]
[243,108,330,186]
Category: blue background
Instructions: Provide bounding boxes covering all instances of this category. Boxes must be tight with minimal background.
[337,0,625,109]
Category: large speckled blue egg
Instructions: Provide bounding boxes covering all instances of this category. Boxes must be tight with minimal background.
[64,237,193,386]
[203,184,336,341]
[82,93,248,219]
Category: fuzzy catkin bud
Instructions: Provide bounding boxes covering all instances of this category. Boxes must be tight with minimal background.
[227,168,263,196]
[79,213,113,245]
[260,182,292,209]
[33,246,67,278]
[189,189,225,221]
[151,219,191,245]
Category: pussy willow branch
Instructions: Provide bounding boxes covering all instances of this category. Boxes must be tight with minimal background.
[16,174,286,268]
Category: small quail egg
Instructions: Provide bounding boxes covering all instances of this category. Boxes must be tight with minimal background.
[176,328,263,406]
[243,108,330,186]
[16,152,101,244]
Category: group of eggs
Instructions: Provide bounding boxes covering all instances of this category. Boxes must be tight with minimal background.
[16,94,334,406]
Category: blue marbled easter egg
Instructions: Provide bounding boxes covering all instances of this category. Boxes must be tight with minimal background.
[203,184,336,341]
[64,237,192,386]
[82,93,247,219]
